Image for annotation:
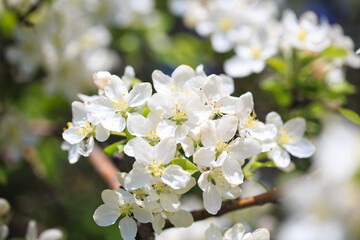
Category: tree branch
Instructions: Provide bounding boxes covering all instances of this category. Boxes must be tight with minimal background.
[88,144,120,189]
[164,187,279,229]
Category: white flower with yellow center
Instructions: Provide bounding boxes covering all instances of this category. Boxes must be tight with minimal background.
[86,75,152,133]
[202,75,237,115]
[62,101,110,163]
[124,137,192,192]
[197,116,262,185]
[152,65,205,95]
[124,110,164,157]
[148,91,212,156]
[282,10,330,52]
[205,223,270,240]
[93,189,152,240]
[224,36,278,78]
[265,112,315,168]
[152,209,194,235]
[236,92,277,144]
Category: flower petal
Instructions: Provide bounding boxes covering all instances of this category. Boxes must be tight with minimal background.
[200,121,217,147]
[252,228,270,240]
[216,115,238,142]
[203,184,222,214]
[265,111,283,128]
[269,147,291,168]
[127,83,152,107]
[284,138,315,158]
[133,205,153,223]
[133,137,154,165]
[93,204,119,227]
[284,117,306,139]
[127,114,150,137]
[124,165,150,190]
[95,124,110,142]
[205,223,223,240]
[101,114,126,133]
[194,147,216,169]
[167,210,194,228]
[162,165,191,190]
[159,193,180,212]
[222,159,244,185]
[155,137,176,165]
[119,216,137,240]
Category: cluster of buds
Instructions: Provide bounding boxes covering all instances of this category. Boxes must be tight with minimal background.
[62,65,315,239]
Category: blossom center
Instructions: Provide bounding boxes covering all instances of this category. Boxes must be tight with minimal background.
[216,141,230,154]
[219,17,233,31]
[112,94,128,112]
[244,112,259,129]
[153,182,171,195]
[170,82,183,93]
[75,118,92,138]
[169,104,188,124]
[278,127,295,144]
[210,168,227,189]
[298,28,307,42]
[146,160,164,177]
[251,46,261,59]
[117,201,132,215]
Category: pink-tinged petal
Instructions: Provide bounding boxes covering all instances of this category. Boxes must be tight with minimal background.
[203,184,222,214]
[162,165,191,190]
[155,137,176,164]
[93,204,119,227]
[119,216,137,240]
[284,138,315,158]
[216,115,238,142]
[222,159,244,185]
[127,83,152,107]
[205,223,223,240]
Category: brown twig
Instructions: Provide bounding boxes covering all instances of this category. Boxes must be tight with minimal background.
[164,187,279,229]
[88,144,120,189]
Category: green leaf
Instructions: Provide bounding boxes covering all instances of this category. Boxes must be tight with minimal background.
[252,161,277,169]
[319,45,348,60]
[170,158,199,175]
[339,108,360,125]
[267,57,286,74]
[104,140,126,156]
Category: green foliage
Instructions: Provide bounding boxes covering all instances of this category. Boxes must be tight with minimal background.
[339,108,360,125]
[170,158,199,175]
[104,140,126,156]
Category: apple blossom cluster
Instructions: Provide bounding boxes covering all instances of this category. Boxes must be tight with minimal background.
[62,64,315,239]
[170,0,360,80]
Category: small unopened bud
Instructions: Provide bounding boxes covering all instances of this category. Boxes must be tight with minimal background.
[93,71,111,91]
[0,198,10,216]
